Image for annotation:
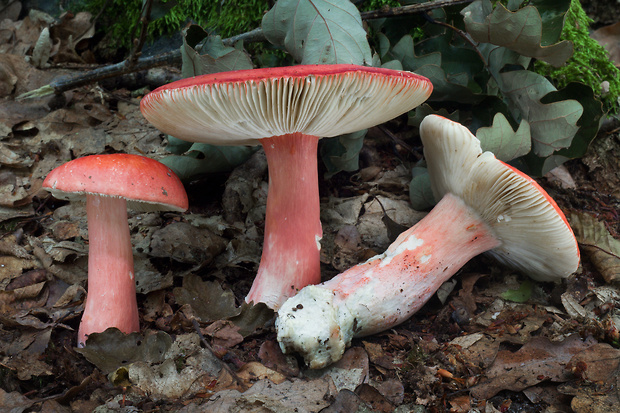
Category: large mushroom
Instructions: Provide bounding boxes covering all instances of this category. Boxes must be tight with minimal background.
[140,64,433,309]
[43,154,188,347]
[276,114,580,368]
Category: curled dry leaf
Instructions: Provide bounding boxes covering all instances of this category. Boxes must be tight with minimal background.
[471,335,595,399]
[570,212,620,283]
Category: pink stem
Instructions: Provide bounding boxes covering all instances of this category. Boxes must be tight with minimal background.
[246,133,322,309]
[326,193,501,336]
[277,193,503,368]
[78,195,139,347]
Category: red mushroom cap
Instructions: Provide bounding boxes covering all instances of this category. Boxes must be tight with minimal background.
[43,154,188,212]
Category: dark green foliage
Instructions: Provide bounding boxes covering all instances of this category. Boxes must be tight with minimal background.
[534,0,620,114]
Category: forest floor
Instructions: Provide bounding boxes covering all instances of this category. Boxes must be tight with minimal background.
[1,2,619,412]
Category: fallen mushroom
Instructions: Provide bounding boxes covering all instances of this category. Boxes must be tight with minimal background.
[276,114,580,368]
[140,64,432,309]
[43,154,188,347]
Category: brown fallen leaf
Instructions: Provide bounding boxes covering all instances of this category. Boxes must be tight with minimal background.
[236,361,287,385]
[559,354,620,413]
[0,388,34,412]
[470,334,596,399]
[591,22,620,65]
[305,347,369,392]
[201,377,337,413]
[258,340,300,377]
[203,320,244,348]
[570,212,620,283]
[355,383,394,413]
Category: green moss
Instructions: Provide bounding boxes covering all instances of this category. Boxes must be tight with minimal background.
[361,0,401,11]
[534,0,620,114]
[75,0,269,51]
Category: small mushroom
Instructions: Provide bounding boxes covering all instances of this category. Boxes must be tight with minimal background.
[140,64,433,309]
[276,115,580,368]
[43,154,188,347]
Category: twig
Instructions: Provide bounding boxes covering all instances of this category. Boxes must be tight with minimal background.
[127,0,153,67]
[18,1,473,100]
[17,29,265,100]
[359,0,475,20]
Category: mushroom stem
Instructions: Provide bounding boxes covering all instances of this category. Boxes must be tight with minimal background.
[246,132,322,309]
[276,193,501,368]
[78,195,139,347]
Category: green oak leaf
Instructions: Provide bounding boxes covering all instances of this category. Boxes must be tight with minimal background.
[320,129,367,178]
[408,104,459,128]
[181,25,253,78]
[500,70,582,158]
[262,0,372,65]
[520,82,603,175]
[161,144,258,181]
[461,0,572,67]
[409,166,435,211]
[476,112,531,162]
[501,279,533,303]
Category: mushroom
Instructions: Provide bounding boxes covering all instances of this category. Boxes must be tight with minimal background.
[140,64,433,309]
[42,154,188,347]
[276,114,580,368]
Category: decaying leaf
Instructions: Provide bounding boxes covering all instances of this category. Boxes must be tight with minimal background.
[174,274,241,321]
[76,329,173,374]
[202,377,337,412]
[558,343,620,413]
[570,212,620,284]
[0,388,33,412]
[305,347,369,392]
[149,222,226,265]
[174,274,274,336]
[471,334,595,399]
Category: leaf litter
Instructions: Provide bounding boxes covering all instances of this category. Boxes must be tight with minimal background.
[0,4,619,413]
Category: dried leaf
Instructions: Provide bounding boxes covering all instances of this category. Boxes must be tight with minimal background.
[591,21,620,65]
[0,388,33,412]
[149,222,226,265]
[174,274,242,321]
[229,301,274,337]
[305,347,369,392]
[203,377,336,412]
[258,340,300,377]
[471,334,595,399]
[76,329,173,374]
[236,361,287,385]
[570,212,620,284]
